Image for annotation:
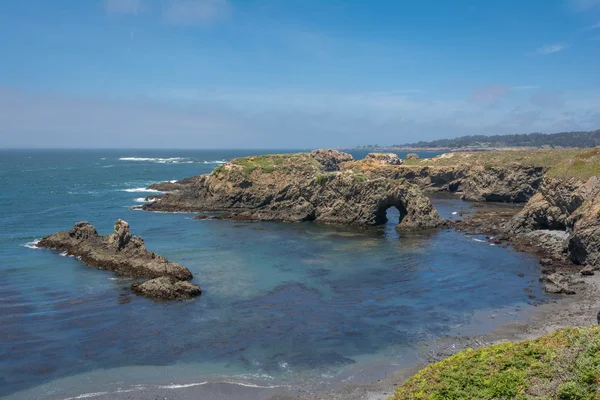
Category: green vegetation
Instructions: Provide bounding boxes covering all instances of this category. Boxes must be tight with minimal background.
[353,173,368,182]
[402,147,600,180]
[392,129,600,149]
[229,153,322,176]
[391,325,600,400]
[316,175,326,185]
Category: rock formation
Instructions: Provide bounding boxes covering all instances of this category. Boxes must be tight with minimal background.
[309,149,354,171]
[345,161,545,203]
[143,151,444,231]
[37,220,201,300]
[364,152,403,165]
[505,176,600,271]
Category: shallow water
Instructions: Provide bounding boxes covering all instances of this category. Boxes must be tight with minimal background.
[0,149,547,399]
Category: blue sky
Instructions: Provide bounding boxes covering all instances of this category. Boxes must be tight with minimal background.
[0,0,599,148]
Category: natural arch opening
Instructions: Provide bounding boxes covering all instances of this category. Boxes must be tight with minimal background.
[375,202,408,226]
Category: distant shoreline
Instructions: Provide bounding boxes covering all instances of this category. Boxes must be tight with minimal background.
[340,146,562,152]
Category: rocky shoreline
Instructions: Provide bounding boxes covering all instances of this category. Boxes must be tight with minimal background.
[143,150,444,231]
[36,219,201,300]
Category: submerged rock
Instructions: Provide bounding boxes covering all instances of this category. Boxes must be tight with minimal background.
[37,220,200,300]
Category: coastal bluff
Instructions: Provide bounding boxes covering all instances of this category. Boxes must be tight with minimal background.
[143,150,444,231]
[37,220,201,300]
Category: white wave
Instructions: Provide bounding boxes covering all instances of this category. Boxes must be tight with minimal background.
[62,392,109,400]
[157,382,209,389]
[23,239,41,249]
[123,188,163,193]
[60,251,68,257]
[451,211,458,215]
[219,381,285,389]
[203,160,226,164]
[170,180,178,183]
[472,238,487,243]
[119,157,186,163]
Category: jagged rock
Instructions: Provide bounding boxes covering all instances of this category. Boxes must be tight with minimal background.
[37,220,198,300]
[147,176,200,192]
[540,272,576,295]
[406,153,420,160]
[580,265,595,276]
[345,159,544,203]
[364,153,403,165]
[144,152,443,231]
[131,276,201,300]
[523,230,570,260]
[540,258,554,266]
[310,149,353,172]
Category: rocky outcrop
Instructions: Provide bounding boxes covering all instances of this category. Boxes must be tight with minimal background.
[364,152,403,165]
[144,152,443,231]
[147,176,201,192]
[405,153,420,160]
[37,220,201,300]
[131,276,201,300]
[310,149,353,172]
[504,176,600,271]
[344,159,545,203]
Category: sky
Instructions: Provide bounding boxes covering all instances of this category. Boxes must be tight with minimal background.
[0,0,599,148]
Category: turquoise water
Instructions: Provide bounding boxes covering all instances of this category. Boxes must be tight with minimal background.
[0,149,546,399]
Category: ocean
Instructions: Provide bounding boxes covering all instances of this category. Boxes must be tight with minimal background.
[0,149,547,399]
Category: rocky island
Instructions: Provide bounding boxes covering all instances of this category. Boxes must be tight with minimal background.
[37,219,201,300]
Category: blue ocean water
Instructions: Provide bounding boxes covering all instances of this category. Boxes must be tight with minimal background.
[0,149,547,399]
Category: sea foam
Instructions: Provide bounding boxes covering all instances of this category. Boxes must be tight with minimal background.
[23,239,41,249]
[123,188,163,193]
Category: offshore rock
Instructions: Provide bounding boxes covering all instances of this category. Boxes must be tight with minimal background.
[144,152,443,231]
[37,220,200,300]
[131,276,201,300]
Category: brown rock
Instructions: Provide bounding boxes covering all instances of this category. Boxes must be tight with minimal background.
[131,277,201,300]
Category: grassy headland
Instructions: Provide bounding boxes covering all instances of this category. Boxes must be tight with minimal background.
[401,147,600,180]
[392,325,600,400]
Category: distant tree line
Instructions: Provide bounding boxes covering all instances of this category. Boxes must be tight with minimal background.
[360,129,600,149]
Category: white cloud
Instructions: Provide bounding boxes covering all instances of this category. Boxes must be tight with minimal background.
[589,20,600,29]
[1,87,598,148]
[105,0,142,15]
[163,0,231,26]
[532,43,569,55]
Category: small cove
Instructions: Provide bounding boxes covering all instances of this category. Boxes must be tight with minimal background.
[0,149,548,399]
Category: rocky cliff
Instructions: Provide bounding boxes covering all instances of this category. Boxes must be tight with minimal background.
[506,176,600,270]
[143,150,444,231]
[345,153,545,203]
[37,220,201,300]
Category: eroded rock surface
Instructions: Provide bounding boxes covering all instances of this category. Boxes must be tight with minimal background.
[310,149,353,172]
[364,152,403,165]
[37,220,201,300]
[131,276,201,300]
[144,151,443,231]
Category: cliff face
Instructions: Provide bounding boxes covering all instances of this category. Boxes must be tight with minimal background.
[345,158,545,203]
[505,176,600,269]
[144,151,444,231]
